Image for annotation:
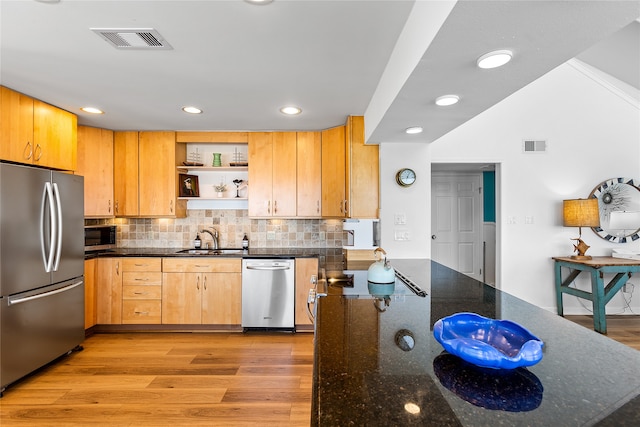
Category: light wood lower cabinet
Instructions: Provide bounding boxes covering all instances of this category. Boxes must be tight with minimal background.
[95,256,316,329]
[295,257,319,328]
[96,257,123,324]
[84,258,97,329]
[121,259,163,324]
[162,258,241,325]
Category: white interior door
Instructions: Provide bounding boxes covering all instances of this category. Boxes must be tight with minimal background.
[431,173,482,281]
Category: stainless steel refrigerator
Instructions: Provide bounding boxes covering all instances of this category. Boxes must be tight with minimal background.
[0,163,85,394]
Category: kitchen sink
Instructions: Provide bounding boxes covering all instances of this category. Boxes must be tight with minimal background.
[176,248,244,255]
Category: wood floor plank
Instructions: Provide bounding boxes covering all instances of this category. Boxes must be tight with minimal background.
[147,375,302,389]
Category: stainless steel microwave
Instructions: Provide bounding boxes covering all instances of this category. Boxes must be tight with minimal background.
[84,225,116,252]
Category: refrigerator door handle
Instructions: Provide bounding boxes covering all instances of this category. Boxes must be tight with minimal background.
[52,183,63,271]
[40,182,56,273]
[8,280,84,306]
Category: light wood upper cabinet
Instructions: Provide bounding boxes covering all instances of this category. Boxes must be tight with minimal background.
[0,86,77,171]
[139,131,185,217]
[320,117,379,219]
[33,99,77,171]
[248,132,273,216]
[296,131,322,217]
[321,125,347,217]
[0,86,34,164]
[77,126,114,217]
[113,131,139,216]
[346,116,379,218]
[248,132,297,217]
[272,132,297,216]
[113,131,186,218]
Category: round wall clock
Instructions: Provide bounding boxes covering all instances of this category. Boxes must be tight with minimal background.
[396,168,416,187]
[589,177,640,243]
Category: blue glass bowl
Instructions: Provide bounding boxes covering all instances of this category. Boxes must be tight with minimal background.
[433,312,544,370]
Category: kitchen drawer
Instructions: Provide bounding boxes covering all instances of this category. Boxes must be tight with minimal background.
[122,271,162,287]
[122,258,162,272]
[122,284,162,300]
[162,258,241,273]
[122,300,161,324]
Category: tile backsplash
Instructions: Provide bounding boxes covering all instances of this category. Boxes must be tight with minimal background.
[85,210,346,249]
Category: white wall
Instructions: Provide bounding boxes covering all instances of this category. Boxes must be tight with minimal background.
[379,142,430,258]
[381,61,640,314]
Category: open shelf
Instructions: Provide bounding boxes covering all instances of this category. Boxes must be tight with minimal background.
[177,166,248,172]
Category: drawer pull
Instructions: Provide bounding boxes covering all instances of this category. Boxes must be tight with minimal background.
[134,311,149,316]
[133,292,146,295]
[134,278,149,281]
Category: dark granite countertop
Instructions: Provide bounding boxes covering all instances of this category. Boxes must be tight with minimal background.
[85,247,344,261]
[312,259,640,426]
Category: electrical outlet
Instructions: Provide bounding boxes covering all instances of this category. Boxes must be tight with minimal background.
[622,283,630,293]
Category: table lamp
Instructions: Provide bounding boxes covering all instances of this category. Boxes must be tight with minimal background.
[563,199,600,260]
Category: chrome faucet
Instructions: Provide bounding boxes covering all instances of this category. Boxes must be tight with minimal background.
[200,228,219,250]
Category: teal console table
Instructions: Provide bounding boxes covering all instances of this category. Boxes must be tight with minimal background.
[553,256,640,334]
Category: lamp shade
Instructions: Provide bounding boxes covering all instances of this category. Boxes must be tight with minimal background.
[563,199,600,227]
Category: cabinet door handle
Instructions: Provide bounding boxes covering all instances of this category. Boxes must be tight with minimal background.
[116,261,120,276]
[317,200,320,214]
[115,200,119,214]
[274,200,277,214]
[196,276,200,290]
[108,200,111,213]
[34,143,43,161]
[344,199,349,215]
[23,141,33,160]
[170,200,174,213]
[267,200,271,214]
[203,276,207,291]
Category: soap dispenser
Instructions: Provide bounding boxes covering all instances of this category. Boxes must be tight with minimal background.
[194,233,201,249]
[242,233,249,249]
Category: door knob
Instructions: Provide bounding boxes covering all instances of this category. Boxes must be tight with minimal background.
[431,235,436,240]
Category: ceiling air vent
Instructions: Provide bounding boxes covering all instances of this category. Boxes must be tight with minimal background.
[91,28,173,50]
[522,139,547,153]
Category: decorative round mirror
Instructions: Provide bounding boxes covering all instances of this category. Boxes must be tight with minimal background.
[589,177,640,243]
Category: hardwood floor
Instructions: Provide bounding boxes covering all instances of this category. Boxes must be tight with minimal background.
[1,316,638,426]
[0,332,314,426]
[565,314,640,351]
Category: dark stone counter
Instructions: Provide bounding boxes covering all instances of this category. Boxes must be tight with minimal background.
[85,247,344,261]
[312,259,640,426]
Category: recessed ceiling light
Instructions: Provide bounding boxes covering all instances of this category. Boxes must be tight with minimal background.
[280,106,302,115]
[435,95,460,106]
[182,106,202,114]
[477,50,513,69]
[405,126,423,135]
[80,107,104,114]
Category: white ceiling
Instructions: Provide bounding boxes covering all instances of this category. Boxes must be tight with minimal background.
[1,1,638,144]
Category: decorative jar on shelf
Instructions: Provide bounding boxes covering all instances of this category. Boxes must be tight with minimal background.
[214,184,226,198]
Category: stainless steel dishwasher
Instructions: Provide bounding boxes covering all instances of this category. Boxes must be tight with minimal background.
[242,258,295,331]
